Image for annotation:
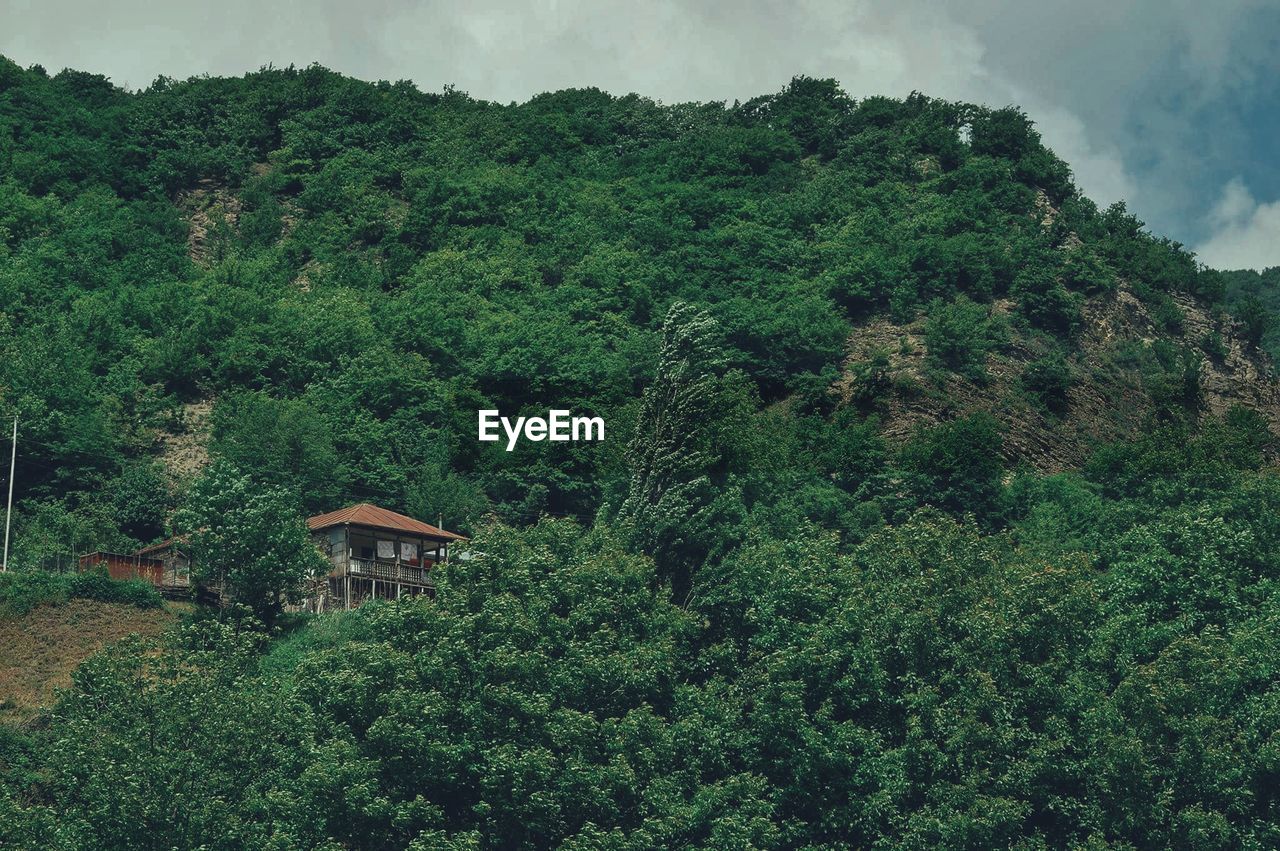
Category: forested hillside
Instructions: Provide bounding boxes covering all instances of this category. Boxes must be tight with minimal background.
[3,58,1280,849]
[2,57,1273,558]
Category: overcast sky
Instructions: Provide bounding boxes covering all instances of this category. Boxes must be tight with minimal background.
[3,0,1278,270]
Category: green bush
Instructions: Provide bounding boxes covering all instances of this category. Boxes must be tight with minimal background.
[68,570,162,609]
[1150,292,1185,333]
[1236,293,1273,349]
[1062,248,1116,294]
[0,571,71,616]
[899,413,1006,525]
[1012,266,1083,335]
[1200,330,1228,361]
[1146,341,1203,417]
[1021,351,1075,412]
[0,569,160,617]
[845,348,892,406]
[922,295,1005,381]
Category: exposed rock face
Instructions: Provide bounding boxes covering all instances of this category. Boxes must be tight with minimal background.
[837,285,1280,472]
[1169,292,1280,423]
[177,168,308,285]
[179,178,242,267]
[156,398,213,481]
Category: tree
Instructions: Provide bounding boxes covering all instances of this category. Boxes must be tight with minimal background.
[12,619,336,850]
[1012,265,1082,336]
[210,390,343,512]
[109,461,172,542]
[1021,351,1075,413]
[615,303,749,593]
[737,76,856,160]
[923,295,1005,381]
[1237,293,1272,350]
[900,413,1006,525]
[969,106,1039,161]
[174,460,328,622]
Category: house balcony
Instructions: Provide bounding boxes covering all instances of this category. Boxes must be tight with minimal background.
[346,557,435,588]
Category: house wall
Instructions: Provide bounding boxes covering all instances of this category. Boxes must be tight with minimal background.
[313,525,448,578]
[312,527,348,573]
[305,523,451,612]
[79,552,166,586]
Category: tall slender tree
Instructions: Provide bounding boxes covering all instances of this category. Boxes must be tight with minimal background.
[617,302,748,597]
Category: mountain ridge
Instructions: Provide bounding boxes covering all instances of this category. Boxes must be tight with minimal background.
[0,57,1276,547]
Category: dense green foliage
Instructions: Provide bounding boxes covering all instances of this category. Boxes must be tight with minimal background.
[2,57,1280,849]
[0,569,161,617]
[922,295,1006,382]
[0,59,1231,562]
[1224,266,1280,357]
[174,460,330,621]
[5,421,1280,849]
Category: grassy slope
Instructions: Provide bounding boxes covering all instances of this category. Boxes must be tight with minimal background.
[0,599,185,724]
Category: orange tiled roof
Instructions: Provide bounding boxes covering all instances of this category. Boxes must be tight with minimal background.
[306,503,466,541]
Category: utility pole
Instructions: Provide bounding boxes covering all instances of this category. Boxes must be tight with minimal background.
[2,415,15,573]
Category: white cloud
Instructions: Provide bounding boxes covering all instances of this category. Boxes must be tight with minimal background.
[365,0,1137,207]
[1195,178,1280,270]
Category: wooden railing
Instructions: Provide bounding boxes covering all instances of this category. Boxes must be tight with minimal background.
[347,557,434,587]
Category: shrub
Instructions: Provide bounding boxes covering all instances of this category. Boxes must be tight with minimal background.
[923,295,1005,381]
[0,569,161,617]
[846,348,892,407]
[1062,249,1116,294]
[1021,351,1075,413]
[0,571,70,616]
[1200,330,1228,361]
[900,413,1006,525]
[69,570,162,609]
[1146,341,1203,418]
[1150,293,1185,333]
[1237,294,1273,349]
[1012,266,1082,335]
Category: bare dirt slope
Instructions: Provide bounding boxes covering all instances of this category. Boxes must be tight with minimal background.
[155,398,213,481]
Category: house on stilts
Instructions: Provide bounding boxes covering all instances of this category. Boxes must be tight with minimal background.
[306,503,466,611]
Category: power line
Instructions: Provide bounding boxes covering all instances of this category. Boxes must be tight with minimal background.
[3,415,16,572]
